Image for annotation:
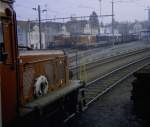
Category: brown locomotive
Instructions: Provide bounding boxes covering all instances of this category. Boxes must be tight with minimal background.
[0,1,85,127]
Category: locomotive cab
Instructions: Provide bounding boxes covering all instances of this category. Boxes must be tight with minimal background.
[0,0,85,127]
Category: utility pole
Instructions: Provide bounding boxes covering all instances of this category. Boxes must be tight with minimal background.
[28,19,31,47]
[112,0,115,46]
[38,5,42,49]
[33,5,47,49]
[111,0,134,46]
[99,0,102,35]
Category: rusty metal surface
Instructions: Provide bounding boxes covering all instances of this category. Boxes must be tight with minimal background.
[19,54,69,104]
[23,66,34,99]
[0,4,19,126]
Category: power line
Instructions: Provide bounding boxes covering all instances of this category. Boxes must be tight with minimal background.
[28,14,113,22]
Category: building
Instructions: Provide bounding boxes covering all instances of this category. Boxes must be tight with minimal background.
[17,21,29,47]
[66,19,87,35]
[140,29,150,41]
[58,25,70,36]
[44,22,63,47]
[16,12,102,48]
[28,25,46,49]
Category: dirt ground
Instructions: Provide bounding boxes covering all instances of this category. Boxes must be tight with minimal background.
[65,76,147,127]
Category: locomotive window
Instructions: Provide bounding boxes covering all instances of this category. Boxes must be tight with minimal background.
[0,22,3,61]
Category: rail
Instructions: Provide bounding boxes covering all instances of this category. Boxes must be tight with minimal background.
[85,56,150,106]
[64,49,150,124]
[70,47,150,78]
[70,47,150,69]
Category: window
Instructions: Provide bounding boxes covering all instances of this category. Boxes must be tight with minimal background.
[0,22,3,61]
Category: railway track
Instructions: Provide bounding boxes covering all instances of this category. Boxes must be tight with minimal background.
[85,56,150,106]
[68,42,147,65]
[70,47,150,80]
[68,47,106,63]
[64,48,150,124]
[70,47,150,70]
[64,56,150,124]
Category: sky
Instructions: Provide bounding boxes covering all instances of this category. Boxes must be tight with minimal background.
[14,0,150,22]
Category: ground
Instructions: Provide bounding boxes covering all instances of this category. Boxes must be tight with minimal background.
[65,76,147,127]
[69,41,150,67]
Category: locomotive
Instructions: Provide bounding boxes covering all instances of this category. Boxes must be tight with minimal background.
[0,0,85,127]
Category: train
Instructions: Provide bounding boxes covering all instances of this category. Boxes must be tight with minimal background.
[0,1,85,127]
[48,33,139,49]
[49,34,97,49]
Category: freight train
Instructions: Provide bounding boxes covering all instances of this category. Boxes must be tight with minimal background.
[49,34,97,49]
[49,33,139,49]
[0,1,85,127]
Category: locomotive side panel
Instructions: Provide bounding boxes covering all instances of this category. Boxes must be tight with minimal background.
[19,52,69,105]
[1,65,17,126]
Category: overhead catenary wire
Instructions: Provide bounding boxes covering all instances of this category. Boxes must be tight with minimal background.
[28,14,113,22]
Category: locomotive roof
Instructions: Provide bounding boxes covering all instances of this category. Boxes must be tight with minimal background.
[20,50,64,56]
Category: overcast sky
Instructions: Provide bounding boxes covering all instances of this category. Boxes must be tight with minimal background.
[14,0,150,22]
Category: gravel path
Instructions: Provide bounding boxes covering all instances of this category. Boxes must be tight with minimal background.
[65,76,146,127]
